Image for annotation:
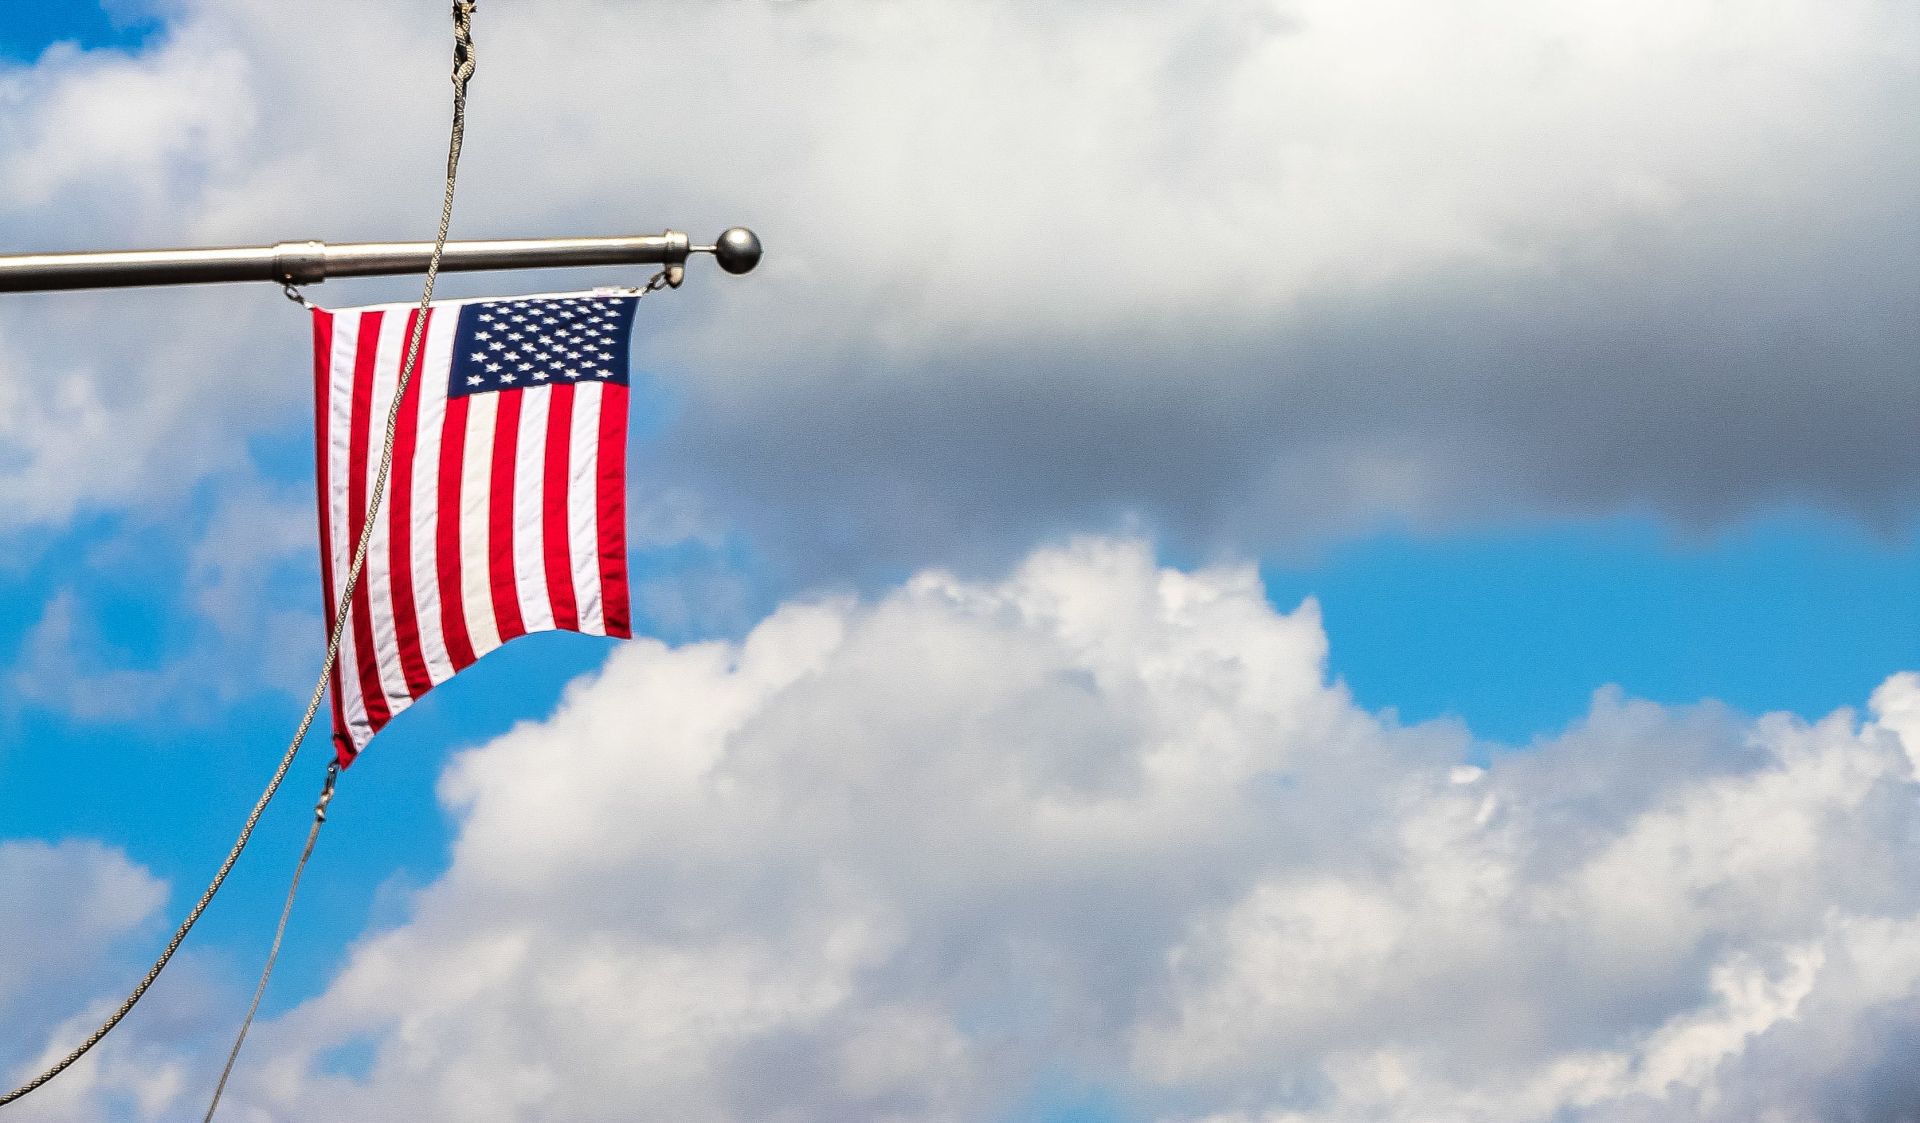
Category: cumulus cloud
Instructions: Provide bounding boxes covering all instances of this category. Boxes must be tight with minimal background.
[0,839,227,1123]
[0,11,281,527]
[5,2,1918,1116]
[2,0,1917,566]
[0,839,165,1019]
[16,539,1865,1122]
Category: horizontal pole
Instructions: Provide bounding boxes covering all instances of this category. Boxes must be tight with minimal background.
[0,227,761,294]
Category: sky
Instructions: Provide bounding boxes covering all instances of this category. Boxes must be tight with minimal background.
[0,1,1917,1120]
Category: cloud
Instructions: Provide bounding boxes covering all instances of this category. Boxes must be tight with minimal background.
[0,839,165,1019]
[8,590,177,721]
[0,839,224,1123]
[34,537,1874,1122]
[6,479,321,722]
[1,0,1916,567]
[0,16,279,528]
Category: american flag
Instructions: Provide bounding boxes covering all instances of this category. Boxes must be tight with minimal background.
[311,293,638,765]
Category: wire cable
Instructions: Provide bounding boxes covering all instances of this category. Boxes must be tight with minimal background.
[202,765,336,1122]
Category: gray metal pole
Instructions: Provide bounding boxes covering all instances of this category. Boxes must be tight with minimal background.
[0,227,761,294]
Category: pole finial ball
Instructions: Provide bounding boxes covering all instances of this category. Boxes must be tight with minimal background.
[713,227,762,275]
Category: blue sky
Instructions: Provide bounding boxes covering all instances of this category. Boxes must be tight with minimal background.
[2,2,1918,1121]
[0,3,156,61]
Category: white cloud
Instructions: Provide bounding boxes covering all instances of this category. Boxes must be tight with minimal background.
[6,479,321,722]
[8,590,176,721]
[0,839,219,1123]
[0,32,253,216]
[0,840,165,1018]
[37,538,1878,1122]
[3,1,1920,1107]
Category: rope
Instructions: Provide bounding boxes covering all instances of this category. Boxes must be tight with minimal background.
[0,3,480,1108]
[202,765,336,1123]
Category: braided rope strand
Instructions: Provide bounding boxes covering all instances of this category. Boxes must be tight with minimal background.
[0,3,479,1108]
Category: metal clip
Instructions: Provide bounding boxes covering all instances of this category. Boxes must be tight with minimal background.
[314,762,339,823]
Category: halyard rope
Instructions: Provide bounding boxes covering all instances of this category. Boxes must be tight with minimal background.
[0,2,480,1109]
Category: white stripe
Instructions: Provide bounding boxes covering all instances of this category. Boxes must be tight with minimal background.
[327,313,371,743]
[458,391,505,662]
[511,386,557,634]
[409,309,459,685]
[567,382,606,636]
[362,311,413,714]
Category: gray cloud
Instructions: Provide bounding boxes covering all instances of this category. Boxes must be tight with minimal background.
[1,0,1915,573]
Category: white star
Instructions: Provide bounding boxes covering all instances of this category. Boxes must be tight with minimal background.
[489,341,505,351]
[469,352,485,361]
[565,368,581,379]
[475,331,491,340]
[518,363,533,372]
[486,363,501,373]
[501,372,517,384]
[533,370,549,381]
[507,332,524,341]
[467,375,483,386]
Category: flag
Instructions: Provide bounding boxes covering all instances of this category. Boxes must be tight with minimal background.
[311,292,638,765]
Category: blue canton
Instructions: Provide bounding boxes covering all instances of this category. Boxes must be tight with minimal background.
[449,295,637,399]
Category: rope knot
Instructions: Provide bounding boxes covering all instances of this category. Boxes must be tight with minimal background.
[452,1,478,86]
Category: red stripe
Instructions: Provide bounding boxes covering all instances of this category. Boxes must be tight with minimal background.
[596,383,631,638]
[542,384,580,632]
[436,393,476,670]
[346,310,393,735]
[488,390,527,642]
[385,308,433,698]
[311,309,356,767]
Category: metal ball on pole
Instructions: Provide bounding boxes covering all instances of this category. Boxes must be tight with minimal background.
[709,227,763,275]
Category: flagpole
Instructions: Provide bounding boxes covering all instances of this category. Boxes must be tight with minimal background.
[0,227,761,293]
